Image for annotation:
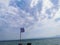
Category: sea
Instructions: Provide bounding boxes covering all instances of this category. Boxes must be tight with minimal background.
[0,37,60,45]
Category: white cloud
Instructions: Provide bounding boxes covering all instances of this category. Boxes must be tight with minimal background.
[41,0,53,14]
[0,0,10,6]
[21,0,60,39]
[0,0,60,40]
[30,0,39,8]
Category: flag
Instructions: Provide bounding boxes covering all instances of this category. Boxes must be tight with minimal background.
[20,28,25,33]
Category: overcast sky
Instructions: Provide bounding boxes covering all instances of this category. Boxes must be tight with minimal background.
[0,0,60,40]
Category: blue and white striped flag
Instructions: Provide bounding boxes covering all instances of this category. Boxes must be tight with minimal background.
[20,28,25,33]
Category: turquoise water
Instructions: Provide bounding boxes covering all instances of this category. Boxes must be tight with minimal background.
[0,38,60,45]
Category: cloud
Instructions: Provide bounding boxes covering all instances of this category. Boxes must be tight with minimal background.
[0,0,39,40]
[30,0,39,8]
[0,0,60,40]
[21,0,60,39]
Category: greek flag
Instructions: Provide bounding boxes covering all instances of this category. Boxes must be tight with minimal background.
[20,28,25,33]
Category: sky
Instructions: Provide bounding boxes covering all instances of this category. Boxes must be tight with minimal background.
[0,0,60,40]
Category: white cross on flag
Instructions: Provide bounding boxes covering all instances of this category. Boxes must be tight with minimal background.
[20,28,25,33]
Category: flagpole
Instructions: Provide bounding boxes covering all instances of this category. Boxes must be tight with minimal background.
[20,28,25,45]
[20,29,21,43]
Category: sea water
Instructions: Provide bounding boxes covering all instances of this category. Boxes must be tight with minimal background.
[0,38,60,45]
